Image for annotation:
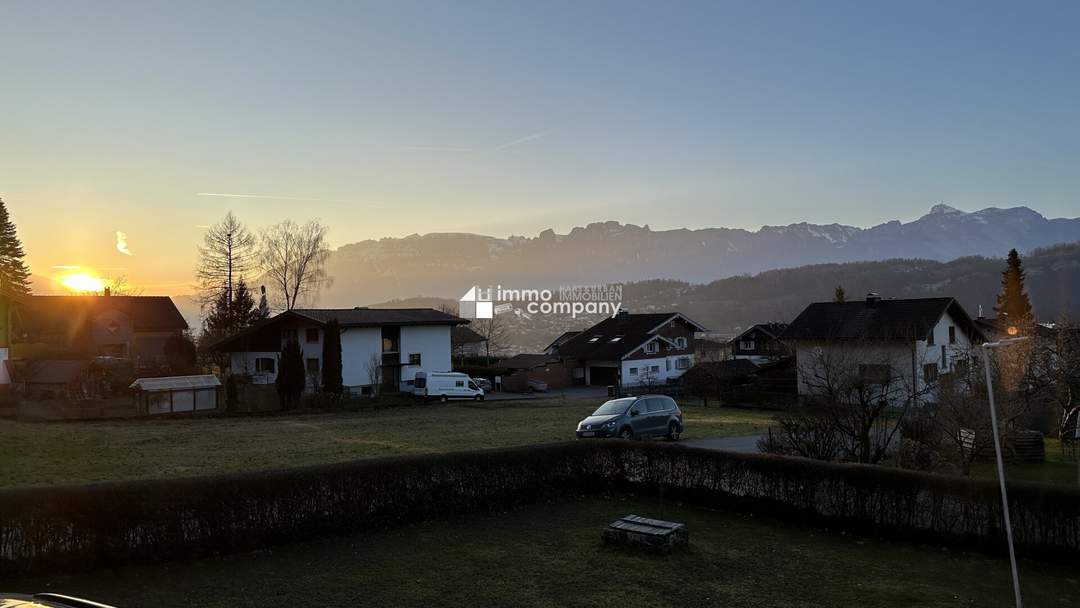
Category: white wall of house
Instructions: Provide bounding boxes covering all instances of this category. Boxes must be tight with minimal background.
[398,325,452,387]
[793,311,975,406]
[230,351,281,385]
[340,327,381,389]
[621,354,694,386]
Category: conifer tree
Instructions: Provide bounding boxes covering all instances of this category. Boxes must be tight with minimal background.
[321,318,344,396]
[0,198,32,295]
[994,248,1034,327]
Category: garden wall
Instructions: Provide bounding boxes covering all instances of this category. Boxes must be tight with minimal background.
[1,442,1078,576]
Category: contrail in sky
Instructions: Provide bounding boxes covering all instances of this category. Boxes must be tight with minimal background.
[404,130,550,153]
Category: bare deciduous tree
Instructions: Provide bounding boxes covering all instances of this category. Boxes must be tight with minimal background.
[196,212,256,308]
[260,219,332,311]
[365,353,383,397]
[472,313,511,363]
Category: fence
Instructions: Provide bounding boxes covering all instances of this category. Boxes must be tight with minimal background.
[1,442,1078,576]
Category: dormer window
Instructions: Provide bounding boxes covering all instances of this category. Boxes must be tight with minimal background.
[645,341,659,355]
[674,337,687,349]
[587,335,602,343]
[608,335,623,343]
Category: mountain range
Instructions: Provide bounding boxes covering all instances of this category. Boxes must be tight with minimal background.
[322,204,1080,306]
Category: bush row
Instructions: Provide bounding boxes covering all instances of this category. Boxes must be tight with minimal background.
[1,442,1078,576]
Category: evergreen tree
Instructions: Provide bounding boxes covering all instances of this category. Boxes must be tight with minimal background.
[276,339,306,410]
[0,198,32,295]
[321,319,344,396]
[834,285,847,303]
[994,248,1034,327]
[231,279,258,328]
[203,287,234,336]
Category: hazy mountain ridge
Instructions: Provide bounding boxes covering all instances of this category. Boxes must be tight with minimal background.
[370,243,1080,354]
[324,204,1080,306]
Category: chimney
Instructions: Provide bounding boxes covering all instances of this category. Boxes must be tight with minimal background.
[865,292,881,307]
[978,304,984,319]
[616,308,629,317]
[103,287,111,297]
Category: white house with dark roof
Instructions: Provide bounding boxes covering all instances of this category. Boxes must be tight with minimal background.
[208,307,467,394]
[781,293,985,406]
[550,310,707,387]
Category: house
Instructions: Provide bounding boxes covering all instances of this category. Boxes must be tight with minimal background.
[497,353,575,392]
[781,293,985,406]
[10,294,188,371]
[544,331,581,355]
[692,337,729,361]
[549,310,707,387]
[208,307,467,394]
[730,323,790,363]
[452,325,488,359]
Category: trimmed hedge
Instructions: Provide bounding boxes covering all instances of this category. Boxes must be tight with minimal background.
[2,442,1079,576]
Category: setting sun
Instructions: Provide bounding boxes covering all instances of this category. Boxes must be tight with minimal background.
[60,272,106,293]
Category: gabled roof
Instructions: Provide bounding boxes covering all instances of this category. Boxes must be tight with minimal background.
[206,307,465,352]
[544,330,582,352]
[498,353,559,370]
[452,325,486,344]
[781,297,984,342]
[291,308,466,327]
[733,322,788,342]
[16,295,188,333]
[554,312,706,361]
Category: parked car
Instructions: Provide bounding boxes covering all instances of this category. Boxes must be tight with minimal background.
[472,377,493,392]
[526,378,548,393]
[575,395,683,441]
[0,593,117,608]
[414,371,485,401]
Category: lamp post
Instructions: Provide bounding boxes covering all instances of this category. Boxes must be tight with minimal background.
[980,335,1027,608]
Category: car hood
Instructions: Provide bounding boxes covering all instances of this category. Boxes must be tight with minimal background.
[579,414,621,428]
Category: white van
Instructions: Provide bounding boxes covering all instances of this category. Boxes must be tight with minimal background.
[413,372,485,401]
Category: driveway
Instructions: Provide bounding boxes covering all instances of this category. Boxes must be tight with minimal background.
[685,434,764,454]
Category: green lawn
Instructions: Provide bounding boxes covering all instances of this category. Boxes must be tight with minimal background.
[972,438,1080,486]
[0,397,775,488]
[4,496,1076,607]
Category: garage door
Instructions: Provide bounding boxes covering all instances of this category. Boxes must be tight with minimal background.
[589,366,618,386]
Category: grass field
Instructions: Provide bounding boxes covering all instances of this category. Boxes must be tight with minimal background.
[4,495,1076,607]
[0,396,776,488]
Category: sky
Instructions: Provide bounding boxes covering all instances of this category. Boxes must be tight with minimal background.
[2,0,1079,294]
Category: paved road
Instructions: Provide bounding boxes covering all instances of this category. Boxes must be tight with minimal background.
[684,434,764,453]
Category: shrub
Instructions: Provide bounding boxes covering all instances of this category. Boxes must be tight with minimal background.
[1,443,1078,577]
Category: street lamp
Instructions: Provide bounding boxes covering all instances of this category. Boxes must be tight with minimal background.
[980,335,1027,608]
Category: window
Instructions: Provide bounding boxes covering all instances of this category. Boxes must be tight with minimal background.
[941,345,947,368]
[676,357,690,370]
[629,367,638,376]
[306,328,320,343]
[674,336,687,349]
[588,335,602,343]
[608,336,623,343]
[926,330,935,346]
[256,357,276,373]
[306,358,319,374]
[948,326,956,344]
[646,398,664,413]
[645,341,659,354]
[740,340,755,351]
[923,363,939,382]
[283,328,298,343]
[650,365,660,374]
[666,359,671,371]
[858,364,891,385]
[455,380,464,388]
[408,353,422,366]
